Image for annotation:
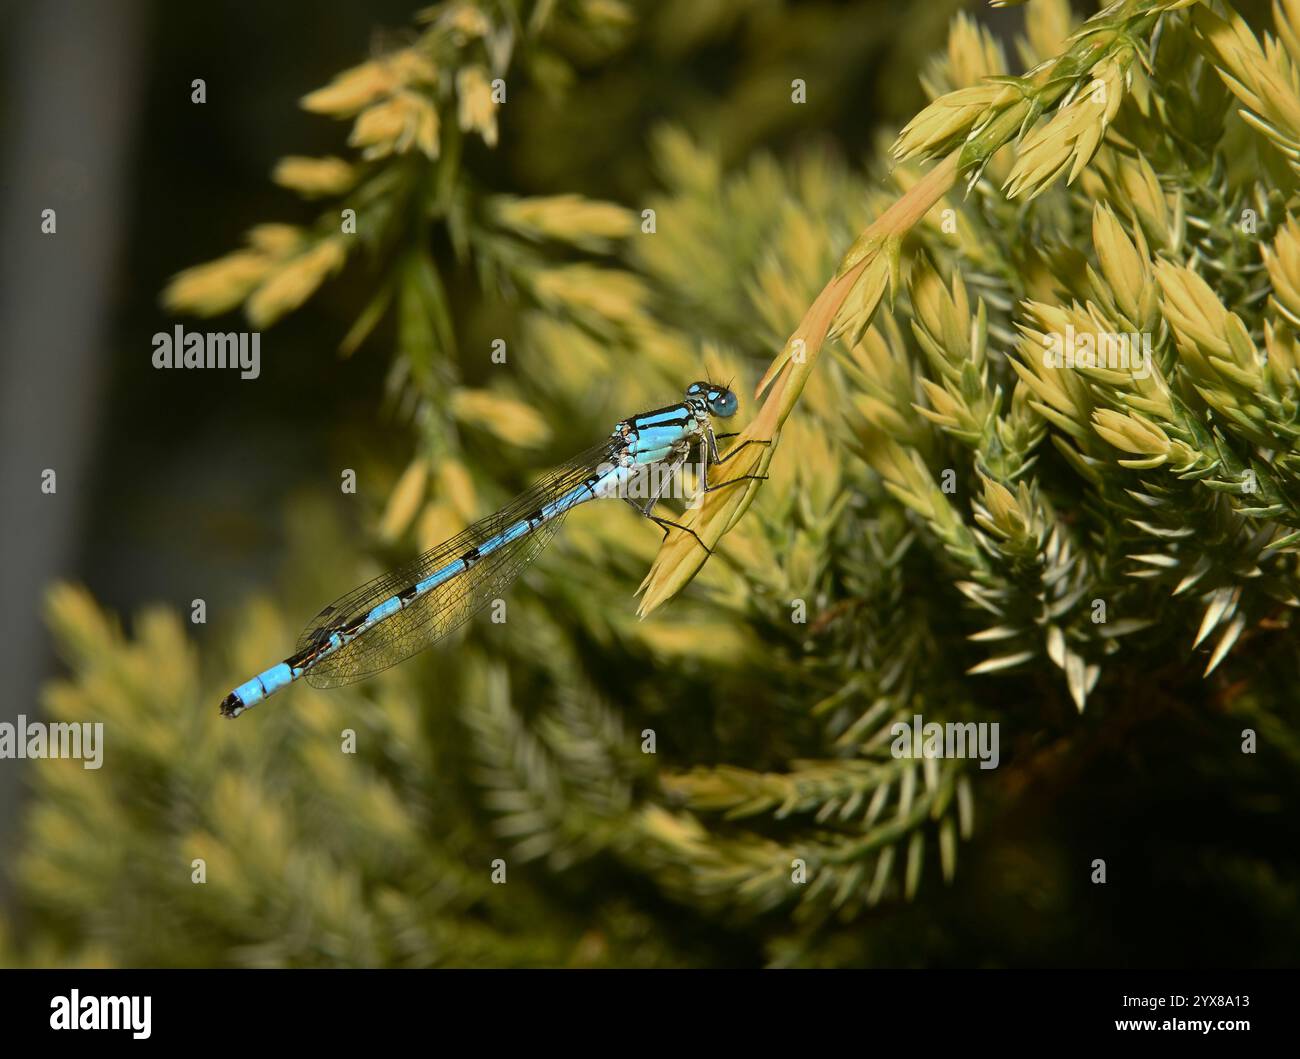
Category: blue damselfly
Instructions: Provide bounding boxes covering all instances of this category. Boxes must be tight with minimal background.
[220,382,766,717]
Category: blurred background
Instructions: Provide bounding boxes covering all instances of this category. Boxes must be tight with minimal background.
[0,0,440,905]
[3,0,1296,969]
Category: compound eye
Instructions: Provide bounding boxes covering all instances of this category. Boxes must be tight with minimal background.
[710,388,738,417]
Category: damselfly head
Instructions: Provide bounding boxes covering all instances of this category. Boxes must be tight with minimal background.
[686,380,738,418]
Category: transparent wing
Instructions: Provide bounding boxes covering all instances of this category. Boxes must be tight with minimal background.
[298,441,616,688]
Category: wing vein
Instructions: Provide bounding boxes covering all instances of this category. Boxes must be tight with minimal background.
[299,441,616,688]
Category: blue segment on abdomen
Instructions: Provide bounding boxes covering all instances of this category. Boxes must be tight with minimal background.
[234,661,296,708]
[497,519,533,546]
[259,662,295,694]
[416,559,466,594]
[317,468,616,672]
[551,470,623,511]
[227,460,625,714]
[410,514,540,600]
[365,596,401,624]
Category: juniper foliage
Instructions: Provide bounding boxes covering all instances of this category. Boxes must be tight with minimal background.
[7,0,1300,968]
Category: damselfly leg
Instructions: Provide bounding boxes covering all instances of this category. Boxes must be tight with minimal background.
[620,450,715,553]
[700,430,771,494]
[640,434,773,556]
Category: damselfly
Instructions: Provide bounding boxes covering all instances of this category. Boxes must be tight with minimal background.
[220,382,767,717]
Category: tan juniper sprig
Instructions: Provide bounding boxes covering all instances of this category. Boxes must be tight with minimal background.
[1193,1,1300,174]
[890,158,1002,271]
[894,82,1018,167]
[1155,260,1275,444]
[898,1,1198,197]
[244,238,349,328]
[839,317,934,452]
[909,256,992,448]
[973,474,1040,563]
[377,456,431,543]
[271,156,357,198]
[161,247,278,318]
[1009,300,1114,447]
[1261,215,1300,423]
[1003,47,1131,200]
[161,8,519,335]
[162,224,307,318]
[348,90,441,160]
[488,194,637,250]
[455,66,499,147]
[449,387,552,448]
[300,48,439,118]
[907,254,1047,482]
[636,153,961,616]
[1007,198,1179,469]
[1263,215,1300,330]
[637,0,1188,616]
[305,47,444,161]
[1077,147,1180,253]
[1076,203,1181,422]
[530,265,651,334]
[1091,407,1199,470]
[860,428,988,575]
[1089,202,1160,332]
[920,12,1007,98]
[863,259,1095,703]
[1016,0,1076,69]
[911,12,1018,190]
